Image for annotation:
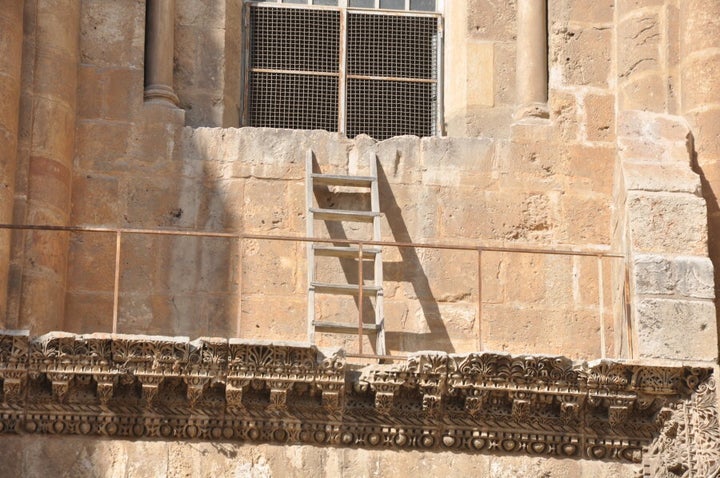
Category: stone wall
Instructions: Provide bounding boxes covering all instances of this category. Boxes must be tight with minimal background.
[1,1,719,475]
[0,0,709,362]
[0,435,639,478]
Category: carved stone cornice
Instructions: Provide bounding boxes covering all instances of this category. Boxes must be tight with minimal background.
[0,331,714,474]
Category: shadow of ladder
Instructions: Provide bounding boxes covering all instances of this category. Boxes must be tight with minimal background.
[305,149,386,356]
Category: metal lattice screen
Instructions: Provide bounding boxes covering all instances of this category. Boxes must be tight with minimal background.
[247,4,440,140]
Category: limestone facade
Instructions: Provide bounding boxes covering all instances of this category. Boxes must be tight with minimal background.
[0,0,718,476]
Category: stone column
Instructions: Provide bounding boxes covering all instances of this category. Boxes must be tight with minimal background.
[17,0,81,333]
[144,0,179,106]
[515,0,549,120]
[0,0,24,324]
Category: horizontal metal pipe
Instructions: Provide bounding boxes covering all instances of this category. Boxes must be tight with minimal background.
[0,224,624,258]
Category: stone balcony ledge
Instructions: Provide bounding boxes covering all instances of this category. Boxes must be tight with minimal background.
[0,331,715,472]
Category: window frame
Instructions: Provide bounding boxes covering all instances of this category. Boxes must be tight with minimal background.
[241,0,445,138]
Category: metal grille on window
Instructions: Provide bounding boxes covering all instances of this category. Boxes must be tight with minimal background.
[247,4,440,140]
[248,7,341,131]
[346,13,437,139]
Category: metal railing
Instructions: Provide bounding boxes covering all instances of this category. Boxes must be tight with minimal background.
[0,223,625,361]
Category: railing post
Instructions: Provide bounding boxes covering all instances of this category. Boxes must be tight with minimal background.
[112,231,122,334]
[357,242,364,355]
[598,255,605,359]
[236,236,244,338]
[477,248,483,351]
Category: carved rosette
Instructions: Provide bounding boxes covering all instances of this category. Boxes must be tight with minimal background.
[0,331,714,472]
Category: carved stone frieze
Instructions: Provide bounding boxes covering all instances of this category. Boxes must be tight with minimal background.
[0,331,714,474]
[643,376,720,477]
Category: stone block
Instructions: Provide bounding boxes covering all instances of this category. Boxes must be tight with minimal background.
[33,48,78,104]
[466,41,494,107]
[242,239,302,295]
[79,0,145,68]
[681,53,720,112]
[380,299,410,332]
[177,0,227,28]
[63,291,114,334]
[479,251,505,305]
[467,0,516,41]
[618,13,661,79]
[687,108,720,159]
[636,297,717,361]
[627,192,708,255]
[568,0,614,23]
[124,177,197,228]
[242,178,291,233]
[22,228,70,274]
[376,137,422,185]
[66,231,116,293]
[560,191,612,244]
[77,65,103,119]
[17,278,66,334]
[221,129,306,180]
[617,136,665,162]
[549,90,579,142]
[482,305,603,360]
[620,72,667,113]
[622,161,701,195]
[420,136,495,183]
[493,41,516,106]
[0,6,22,76]
[205,294,238,337]
[617,0,664,13]
[103,68,144,121]
[502,252,547,305]
[118,234,158,295]
[465,105,514,139]
[75,120,131,171]
[559,26,611,87]
[118,293,207,337]
[681,0,720,54]
[562,144,615,194]
[71,174,120,224]
[30,97,76,161]
[239,295,307,342]
[585,93,615,142]
[27,156,71,212]
[633,254,714,299]
[380,183,440,240]
[203,178,245,231]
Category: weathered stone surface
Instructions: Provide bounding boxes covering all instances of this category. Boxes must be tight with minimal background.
[636,298,717,361]
[633,254,715,299]
[2,2,720,475]
[627,192,708,255]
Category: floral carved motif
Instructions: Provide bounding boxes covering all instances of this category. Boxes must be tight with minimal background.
[0,331,714,473]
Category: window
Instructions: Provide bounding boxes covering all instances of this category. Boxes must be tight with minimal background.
[244,0,443,140]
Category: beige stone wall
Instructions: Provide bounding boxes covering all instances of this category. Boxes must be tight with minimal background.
[1,0,719,475]
[0,435,640,478]
[175,0,242,127]
[3,0,703,361]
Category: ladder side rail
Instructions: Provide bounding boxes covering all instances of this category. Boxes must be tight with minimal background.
[370,156,386,355]
[306,149,316,344]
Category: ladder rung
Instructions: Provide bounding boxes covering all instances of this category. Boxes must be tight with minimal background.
[310,208,379,223]
[312,174,375,188]
[313,321,379,333]
[313,245,381,259]
[311,282,381,295]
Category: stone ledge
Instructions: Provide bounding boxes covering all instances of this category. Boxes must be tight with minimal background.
[0,331,713,470]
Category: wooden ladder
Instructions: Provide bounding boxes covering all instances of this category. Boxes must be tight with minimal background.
[305,150,385,356]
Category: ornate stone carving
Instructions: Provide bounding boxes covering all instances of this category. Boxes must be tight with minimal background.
[0,331,714,472]
[644,376,720,477]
